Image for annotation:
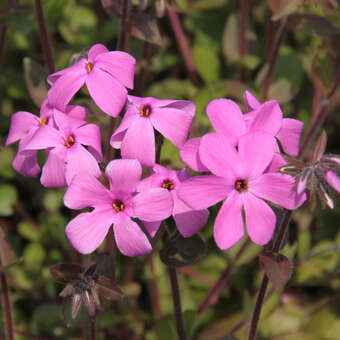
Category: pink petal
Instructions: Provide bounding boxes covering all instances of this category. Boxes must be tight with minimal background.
[105,159,142,194]
[243,90,261,112]
[206,99,246,141]
[214,191,244,250]
[65,105,89,120]
[179,138,209,172]
[276,118,304,156]
[177,175,232,210]
[250,173,298,210]
[325,171,340,194]
[6,111,38,145]
[74,124,102,162]
[132,188,173,222]
[121,116,155,167]
[66,208,114,254]
[142,221,161,238]
[47,59,87,85]
[64,174,112,210]
[13,146,40,177]
[65,143,101,185]
[24,125,63,150]
[248,100,283,136]
[243,193,276,246]
[86,67,127,117]
[199,133,242,179]
[95,51,136,89]
[150,107,193,148]
[40,147,67,188]
[173,192,209,237]
[266,152,287,173]
[127,96,176,108]
[47,62,87,111]
[114,217,152,257]
[238,132,276,179]
[53,110,86,136]
[87,43,109,62]
[166,100,196,117]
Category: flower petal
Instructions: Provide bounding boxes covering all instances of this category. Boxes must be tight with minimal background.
[6,111,38,145]
[150,107,193,148]
[65,105,89,120]
[243,193,276,246]
[40,147,67,188]
[276,118,304,156]
[325,171,340,194]
[74,124,102,162]
[105,159,142,195]
[53,110,86,135]
[173,192,209,237]
[95,51,136,89]
[250,173,298,210]
[64,174,112,210]
[142,221,162,238]
[177,175,232,210]
[206,99,246,141]
[13,139,40,177]
[86,67,127,117]
[87,43,109,62]
[132,188,173,222]
[121,116,155,167]
[248,100,283,136]
[65,143,101,185]
[179,137,209,172]
[214,191,244,250]
[238,132,276,179]
[199,133,242,178]
[23,125,63,151]
[243,90,260,111]
[47,59,87,85]
[165,100,196,117]
[66,208,114,254]
[114,217,152,257]
[47,61,87,111]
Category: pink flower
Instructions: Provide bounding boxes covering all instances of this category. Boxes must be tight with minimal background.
[178,132,303,250]
[324,171,340,195]
[23,110,102,188]
[137,164,209,237]
[47,43,136,117]
[180,94,303,172]
[63,159,173,256]
[6,100,88,177]
[111,96,195,167]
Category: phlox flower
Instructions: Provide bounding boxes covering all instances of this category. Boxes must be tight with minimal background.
[23,110,102,188]
[177,132,304,250]
[180,93,303,172]
[110,96,195,167]
[136,164,209,237]
[63,159,173,256]
[6,100,88,178]
[47,43,135,117]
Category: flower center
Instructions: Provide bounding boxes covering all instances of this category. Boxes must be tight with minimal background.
[140,104,152,117]
[161,180,175,191]
[38,117,47,126]
[64,135,75,148]
[235,179,248,192]
[85,62,94,73]
[113,199,125,212]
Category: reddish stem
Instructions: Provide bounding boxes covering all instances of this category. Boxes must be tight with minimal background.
[261,17,289,101]
[178,267,215,287]
[167,3,201,87]
[0,25,7,71]
[0,256,14,340]
[240,0,248,82]
[34,0,55,74]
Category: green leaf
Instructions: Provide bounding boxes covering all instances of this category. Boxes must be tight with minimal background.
[259,251,292,290]
[18,222,41,242]
[0,227,14,265]
[267,0,302,21]
[0,184,18,216]
[23,242,46,271]
[160,233,206,267]
[193,44,220,83]
[222,14,240,62]
[43,189,64,213]
[183,310,197,337]
[156,315,177,340]
[0,148,15,179]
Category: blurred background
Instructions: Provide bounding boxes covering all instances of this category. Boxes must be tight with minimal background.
[1,0,340,339]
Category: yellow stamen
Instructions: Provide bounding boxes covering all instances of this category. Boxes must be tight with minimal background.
[235,179,248,192]
[86,62,94,73]
[140,104,151,117]
[64,136,75,148]
[38,117,47,126]
[162,180,175,191]
[113,202,125,212]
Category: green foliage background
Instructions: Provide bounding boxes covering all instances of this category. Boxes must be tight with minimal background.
[1,0,340,339]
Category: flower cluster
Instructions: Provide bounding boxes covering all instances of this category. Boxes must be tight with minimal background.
[7,43,317,257]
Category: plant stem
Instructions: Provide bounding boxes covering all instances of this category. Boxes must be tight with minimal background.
[0,25,7,71]
[198,238,250,316]
[0,256,14,340]
[34,0,55,74]
[90,321,96,340]
[261,17,289,101]
[240,0,248,82]
[167,2,201,87]
[136,42,151,97]
[148,253,163,318]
